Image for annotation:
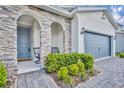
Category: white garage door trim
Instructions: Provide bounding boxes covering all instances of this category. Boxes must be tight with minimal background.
[95,56,112,61]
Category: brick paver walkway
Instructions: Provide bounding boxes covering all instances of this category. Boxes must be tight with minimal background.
[77,57,124,88]
[17,57,124,88]
[17,70,57,88]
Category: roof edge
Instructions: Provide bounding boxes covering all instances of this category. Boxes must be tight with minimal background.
[34,5,71,17]
[33,5,119,30]
[105,8,119,30]
[70,7,107,14]
[70,7,119,30]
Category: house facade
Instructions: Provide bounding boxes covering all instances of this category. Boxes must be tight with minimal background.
[71,7,119,60]
[115,29,124,53]
[0,5,119,87]
[0,5,71,87]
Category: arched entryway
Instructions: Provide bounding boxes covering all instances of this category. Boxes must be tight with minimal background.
[51,22,64,53]
[17,14,41,74]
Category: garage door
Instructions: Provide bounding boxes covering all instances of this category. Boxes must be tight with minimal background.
[84,32,111,59]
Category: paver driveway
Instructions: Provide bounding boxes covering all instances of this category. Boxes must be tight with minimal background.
[17,57,124,88]
[77,57,124,88]
[17,70,57,88]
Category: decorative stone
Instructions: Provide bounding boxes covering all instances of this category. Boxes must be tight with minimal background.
[0,5,71,88]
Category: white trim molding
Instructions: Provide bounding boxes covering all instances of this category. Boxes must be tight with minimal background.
[33,5,119,31]
[95,56,112,62]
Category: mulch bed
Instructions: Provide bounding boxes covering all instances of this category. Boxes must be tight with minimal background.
[48,70,100,88]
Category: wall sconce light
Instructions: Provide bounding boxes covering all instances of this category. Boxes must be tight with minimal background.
[80,27,85,34]
[114,35,117,39]
[101,13,106,20]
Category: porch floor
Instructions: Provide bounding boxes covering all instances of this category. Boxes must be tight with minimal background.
[17,70,57,88]
[18,61,41,74]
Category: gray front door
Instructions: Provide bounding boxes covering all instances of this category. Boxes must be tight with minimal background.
[84,32,111,59]
[17,27,31,59]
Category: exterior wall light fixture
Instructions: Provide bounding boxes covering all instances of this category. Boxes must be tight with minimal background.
[114,34,117,39]
[80,27,85,34]
[101,13,106,20]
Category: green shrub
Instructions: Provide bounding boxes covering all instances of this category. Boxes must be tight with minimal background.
[63,76,74,85]
[45,53,94,74]
[45,55,59,73]
[68,64,79,76]
[57,67,69,80]
[80,54,94,70]
[57,67,74,85]
[80,72,87,80]
[119,53,124,58]
[89,68,95,76]
[0,62,7,87]
[77,61,85,72]
[80,54,95,76]
[77,61,87,80]
[45,53,95,86]
[45,53,80,69]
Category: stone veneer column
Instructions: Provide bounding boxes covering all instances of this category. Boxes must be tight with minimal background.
[40,21,51,64]
[0,6,18,87]
[63,21,71,53]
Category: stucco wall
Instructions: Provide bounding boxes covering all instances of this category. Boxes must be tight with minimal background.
[71,14,78,52]
[32,20,40,48]
[51,23,64,53]
[115,32,124,53]
[77,11,115,36]
[32,20,40,62]
[0,5,71,87]
[71,11,116,56]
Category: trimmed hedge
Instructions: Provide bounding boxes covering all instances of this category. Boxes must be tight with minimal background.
[0,62,7,88]
[77,61,85,72]
[68,64,79,76]
[45,53,94,73]
[45,53,94,86]
[57,67,74,85]
[77,62,87,80]
[119,53,124,58]
[57,67,69,80]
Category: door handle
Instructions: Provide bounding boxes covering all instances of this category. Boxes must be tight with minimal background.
[98,47,100,51]
[28,48,31,52]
